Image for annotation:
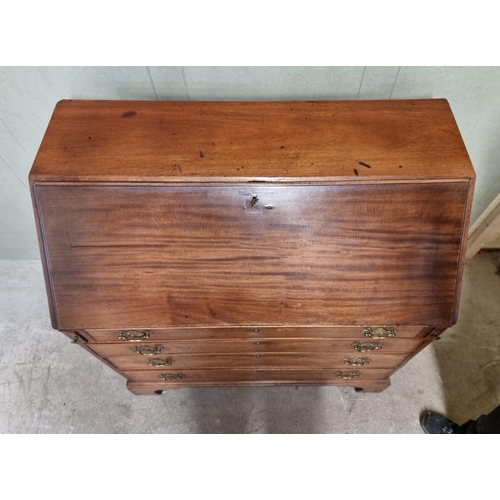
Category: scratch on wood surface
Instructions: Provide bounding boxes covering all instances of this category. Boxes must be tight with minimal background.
[151,217,162,230]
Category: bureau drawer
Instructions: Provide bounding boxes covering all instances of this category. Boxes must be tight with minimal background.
[89,337,426,356]
[124,368,394,386]
[83,326,425,342]
[104,352,409,371]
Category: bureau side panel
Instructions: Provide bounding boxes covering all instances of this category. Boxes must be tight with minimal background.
[30,181,58,328]
[35,183,468,329]
[451,177,475,324]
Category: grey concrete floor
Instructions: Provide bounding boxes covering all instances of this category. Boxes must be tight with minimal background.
[1,253,499,434]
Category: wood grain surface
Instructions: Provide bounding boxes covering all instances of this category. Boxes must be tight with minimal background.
[103,352,410,371]
[88,338,425,356]
[124,367,394,385]
[30,99,475,183]
[127,378,392,394]
[83,326,425,342]
[36,182,468,329]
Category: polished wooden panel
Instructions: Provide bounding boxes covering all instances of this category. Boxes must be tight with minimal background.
[124,368,394,386]
[89,338,425,356]
[104,352,409,371]
[36,183,467,330]
[30,100,475,183]
[84,326,425,343]
[128,378,392,394]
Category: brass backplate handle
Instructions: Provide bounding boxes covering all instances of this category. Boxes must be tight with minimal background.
[335,371,361,379]
[132,345,164,355]
[147,358,174,367]
[160,373,184,381]
[363,327,398,339]
[117,330,152,342]
[343,357,371,366]
[352,341,383,352]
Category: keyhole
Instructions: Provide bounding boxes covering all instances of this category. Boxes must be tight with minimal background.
[251,195,259,207]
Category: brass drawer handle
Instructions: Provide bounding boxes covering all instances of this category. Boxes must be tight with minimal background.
[363,327,397,339]
[132,345,164,355]
[352,341,383,352]
[343,357,371,366]
[147,358,173,367]
[117,330,152,342]
[335,371,361,380]
[160,373,184,381]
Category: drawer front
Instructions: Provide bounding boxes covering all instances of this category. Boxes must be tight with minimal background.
[105,352,409,371]
[38,183,467,330]
[124,368,394,386]
[84,326,425,343]
[89,337,426,356]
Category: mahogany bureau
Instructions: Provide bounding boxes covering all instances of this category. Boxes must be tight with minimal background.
[29,99,475,395]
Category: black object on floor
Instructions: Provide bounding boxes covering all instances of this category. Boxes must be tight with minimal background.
[421,405,500,434]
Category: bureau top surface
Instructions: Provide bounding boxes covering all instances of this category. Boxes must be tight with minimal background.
[30,99,475,183]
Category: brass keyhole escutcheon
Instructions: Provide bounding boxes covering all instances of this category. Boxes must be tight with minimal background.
[117,330,152,342]
[160,373,184,381]
[351,341,383,352]
[363,327,397,339]
[343,357,371,366]
[132,345,164,355]
[147,358,174,367]
[335,371,361,380]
